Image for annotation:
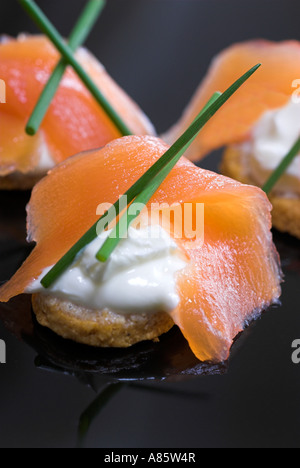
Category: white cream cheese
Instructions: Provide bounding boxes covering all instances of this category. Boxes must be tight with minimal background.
[239,98,300,195]
[27,225,187,314]
[35,132,56,173]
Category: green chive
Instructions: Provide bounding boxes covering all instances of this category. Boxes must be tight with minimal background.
[262,135,300,194]
[96,64,261,262]
[95,92,222,262]
[18,0,132,137]
[40,93,221,288]
[78,383,125,447]
[26,0,106,136]
[40,63,260,288]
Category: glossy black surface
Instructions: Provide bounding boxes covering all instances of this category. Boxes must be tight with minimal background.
[0,0,300,449]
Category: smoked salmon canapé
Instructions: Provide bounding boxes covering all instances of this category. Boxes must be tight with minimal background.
[164,40,300,239]
[0,34,155,190]
[0,136,282,363]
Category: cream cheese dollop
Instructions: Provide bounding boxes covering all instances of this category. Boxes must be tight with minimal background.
[27,225,187,314]
[35,132,56,173]
[240,98,300,195]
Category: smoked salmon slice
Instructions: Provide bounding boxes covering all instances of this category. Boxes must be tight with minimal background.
[0,35,155,176]
[0,136,282,362]
[164,40,300,161]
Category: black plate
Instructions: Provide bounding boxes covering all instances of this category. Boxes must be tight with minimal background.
[1,188,289,383]
[0,190,298,383]
[0,190,299,448]
[0,191,229,382]
[1,0,300,449]
[0,294,227,383]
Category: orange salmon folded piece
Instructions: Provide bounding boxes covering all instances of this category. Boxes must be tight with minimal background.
[0,35,155,179]
[0,136,282,362]
[163,40,300,161]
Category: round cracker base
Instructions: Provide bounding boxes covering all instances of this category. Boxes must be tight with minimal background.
[32,293,175,348]
[221,147,300,240]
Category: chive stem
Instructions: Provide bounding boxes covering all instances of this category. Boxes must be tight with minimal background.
[96,92,222,262]
[40,93,220,285]
[262,135,300,194]
[19,0,132,137]
[95,64,261,262]
[40,63,260,287]
[26,0,106,135]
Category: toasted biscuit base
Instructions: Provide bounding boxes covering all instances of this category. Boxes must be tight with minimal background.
[221,147,300,240]
[32,293,175,348]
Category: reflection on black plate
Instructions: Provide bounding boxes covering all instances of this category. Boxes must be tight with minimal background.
[0,294,227,383]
